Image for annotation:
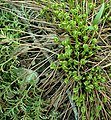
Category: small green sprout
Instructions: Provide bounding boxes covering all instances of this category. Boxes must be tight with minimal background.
[50,63,57,69]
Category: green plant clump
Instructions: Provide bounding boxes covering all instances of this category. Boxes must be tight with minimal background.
[42,1,111,119]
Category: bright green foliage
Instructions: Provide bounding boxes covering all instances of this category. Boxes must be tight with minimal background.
[44,1,110,119]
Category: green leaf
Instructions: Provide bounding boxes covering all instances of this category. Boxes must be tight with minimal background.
[65,49,72,57]
[80,59,87,65]
[64,78,69,84]
[83,44,89,52]
[87,26,95,30]
[73,87,79,93]
[82,116,86,120]
[84,81,90,86]
[92,3,104,25]
[81,106,86,113]
[73,59,79,65]
[108,16,111,21]
[62,38,70,46]
[89,96,94,102]
[58,54,64,59]
[83,36,88,42]
[50,63,57,69]
[88,84,94,89]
